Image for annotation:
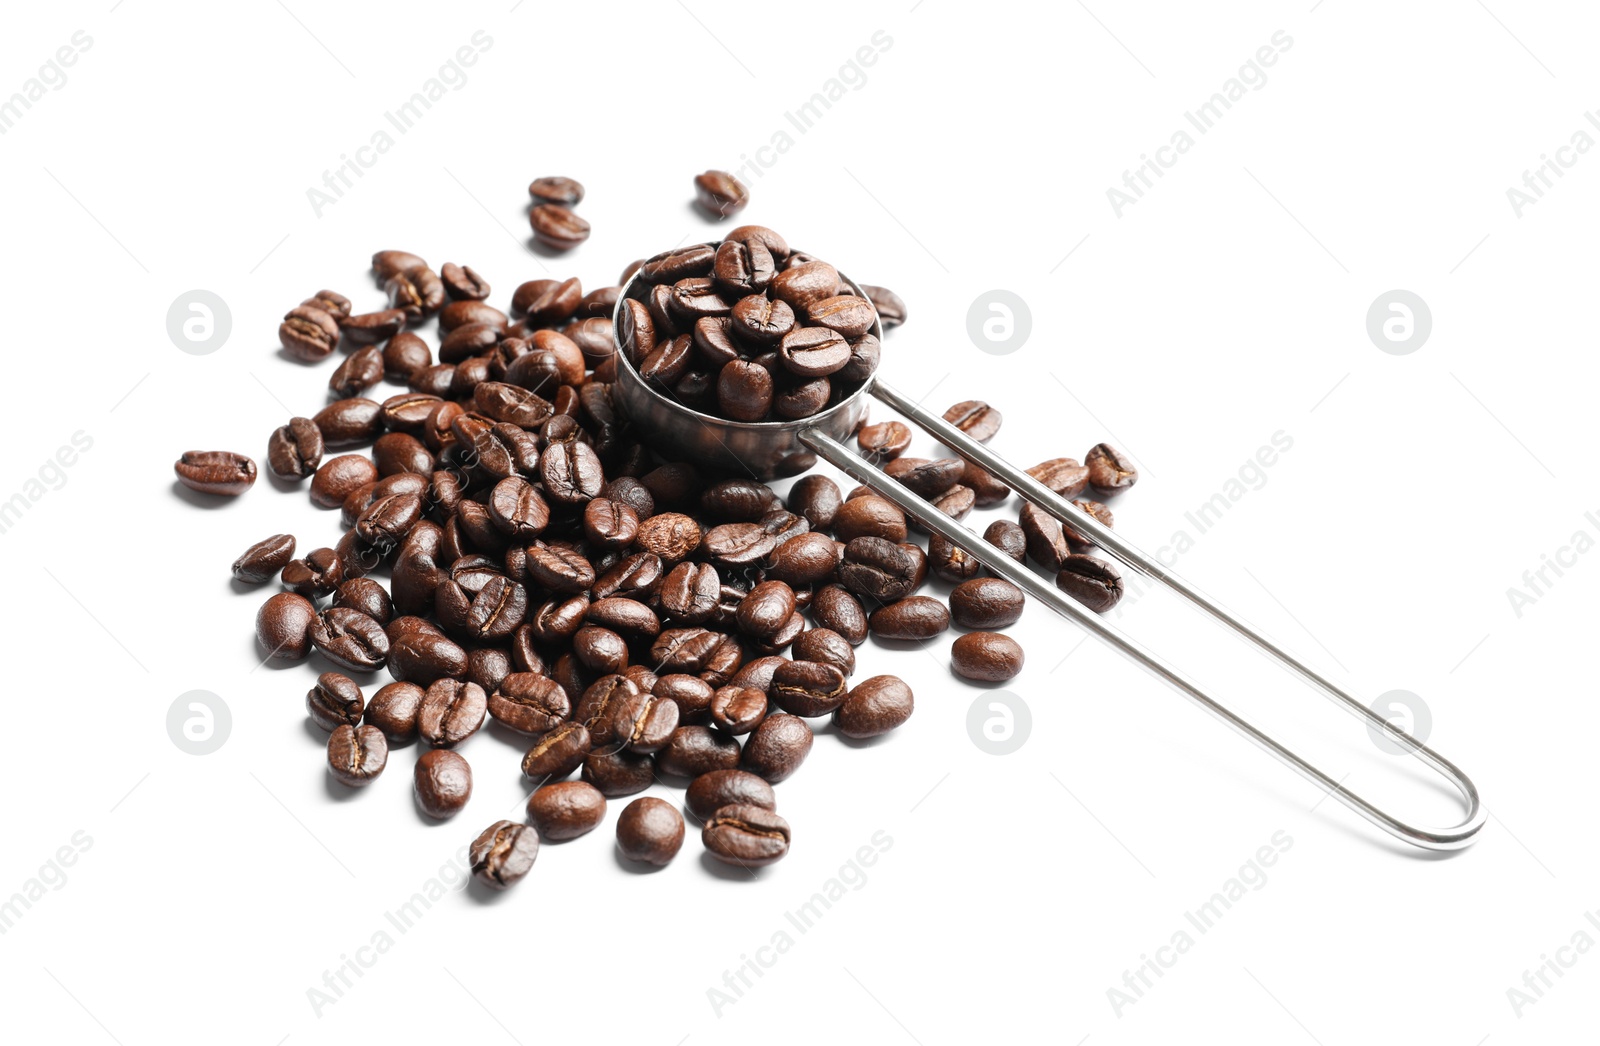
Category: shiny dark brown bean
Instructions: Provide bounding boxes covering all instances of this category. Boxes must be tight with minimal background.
[343,309,406,345]
[716,360,774,422]
[307,672,363,731]
[787,475,841,530]
[703,804,791,867]
[470,820,539,889]
[441,262,491,301]
[740,713,813,782]
[963,460,1011,506]
[655,725,741,778]
[367,682,424,742]
[371,433,433,477]
[267,418,324,480]
[769,660,848,717]
[527,780,605,840]
[860,284,906,329]
[281,546,344,598]
[388,630,469,686]
[1020,503,1072,570]
[949,577,1026,629]
[616,797,685,865]
[951,632,1025,682]
[328,724,387,786]
[885,456,964,498]
[529,204,590,250]
[174,451,256,496]
[310,454,378,508]
[329,346,384,397]
[770,261,839,312]
[984,519,1028,562]
[232,534,295,583]
[418,679,487,747]
[710,685,767,735]
[309,608,390,672]
[812,584,869,645]
[833,674,914,738]
[1055,554,1124,613]
[414,749,472,817]
[280,305,341,361]
[521,721,592,780]
[839,537,921,603]
[693,170,749,217]
[1086,443,1139,496]
[857,420,912,461]
[832,495,907,543]
[1062,499,1115,554]
[580,748,656,797]
[806,295,875,338]
[686,769,776,821]
[868,596,951,641]
[1028,457,1091,498]
[928,532,980,583]
[488,673,571,734]
[942,400,1002,443]
[256,592,318,661]
[528,175,584,206]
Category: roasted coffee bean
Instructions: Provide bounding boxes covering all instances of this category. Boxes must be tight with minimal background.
[328,724,387,786]
[656,725,741,778]
[839,537,921,603]
[667,277,733,324]
[310,454,379,508]
[355,491,423,547]
[766,532,840,587]
[174,451,256,496]
[524,544,596,594]
[280,305,341,361]
[947,578,1024,626]
[714,239,776,297]
[616,797,685,866]
[267,418,324,481]
[716,360,775,422]
[329,346,384,397]
[378,394,443,436]
[583,498,639,549]
[488,673,571,734]
[1019,502,1072,570]
[832,495,907,544]
[1027,457,1090,498]
[771,260,839,312]
[710,685,767,735]
[413,749,471,817]
[806,295,876,339]
[540,439,604,504]
[686,770,776,822]
[1086,442,1138,496]
[984,519,1027,562]
[521,721,592,780]
[418,679,487,747]
[615,691,680,753]
[839,332,881,383]
[281,546,344,598]
[529,204,590,250]
[371,250,427,280]
[1055,554,1124,613]
[928,532,980,583]
[741,713,813,782]
[470,646,515,692]
[435,576,528,644]
[733,581,796,639]
[787,475,841,530]
[730,294,796,345]
[962,460,1011,506]
[656,674,716,724]
[470,820,539,889]
[943,400,1002,443]
[343,309,406,345]
[303,289,351,318]
[309,608,390,672]
[693,315,743,367]
[580,747,656,797]
[885,456,964,498]
[773,374,831,419]
[576,288,620,322]
[592,551,664,601]
[486,477,550,540]
[617,299,657,365]
[860,284,906,329]
[440,262,491,301]
[573,625,630,674]
[951,632,1025,682]
[529,594,591,644]
[410,364,456,398]
[385,266,445,321]
[257,592,318,661]
[812,584,869,645]
[585,597,662,645]
[574,674,641,749]
[381,332,432,383]
[307,672,363,731]
[438,322,501,363]
[777,326,850,378]
[439,299,508,334]
[857,420,912,461]
[367,681,424,741]
[693,170,749,217]
[528,175,584,206]
[388,629,469,685]
[1062,499,1114,553]
[512,277,583,327]
[703,804,791,867]
[868,596,950,641]
[790,628,855,676]
[769,659,848,717]
[527,780,605,840]
[634,512,701,562]
[232,534,295,583]
[833,674,914,738]
[372,433,433,477]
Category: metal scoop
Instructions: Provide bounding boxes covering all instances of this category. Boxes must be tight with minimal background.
[611,243,1485,852]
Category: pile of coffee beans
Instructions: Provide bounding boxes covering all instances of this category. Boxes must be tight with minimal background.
[196,187,1140,890]
[617,228,881,423]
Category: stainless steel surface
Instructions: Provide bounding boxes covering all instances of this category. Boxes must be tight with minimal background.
[610,245,877,479]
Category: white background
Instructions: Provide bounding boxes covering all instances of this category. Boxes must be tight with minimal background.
[0,1,1595,1042]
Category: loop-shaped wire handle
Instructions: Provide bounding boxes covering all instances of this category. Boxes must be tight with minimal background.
[799,380,1486,852]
